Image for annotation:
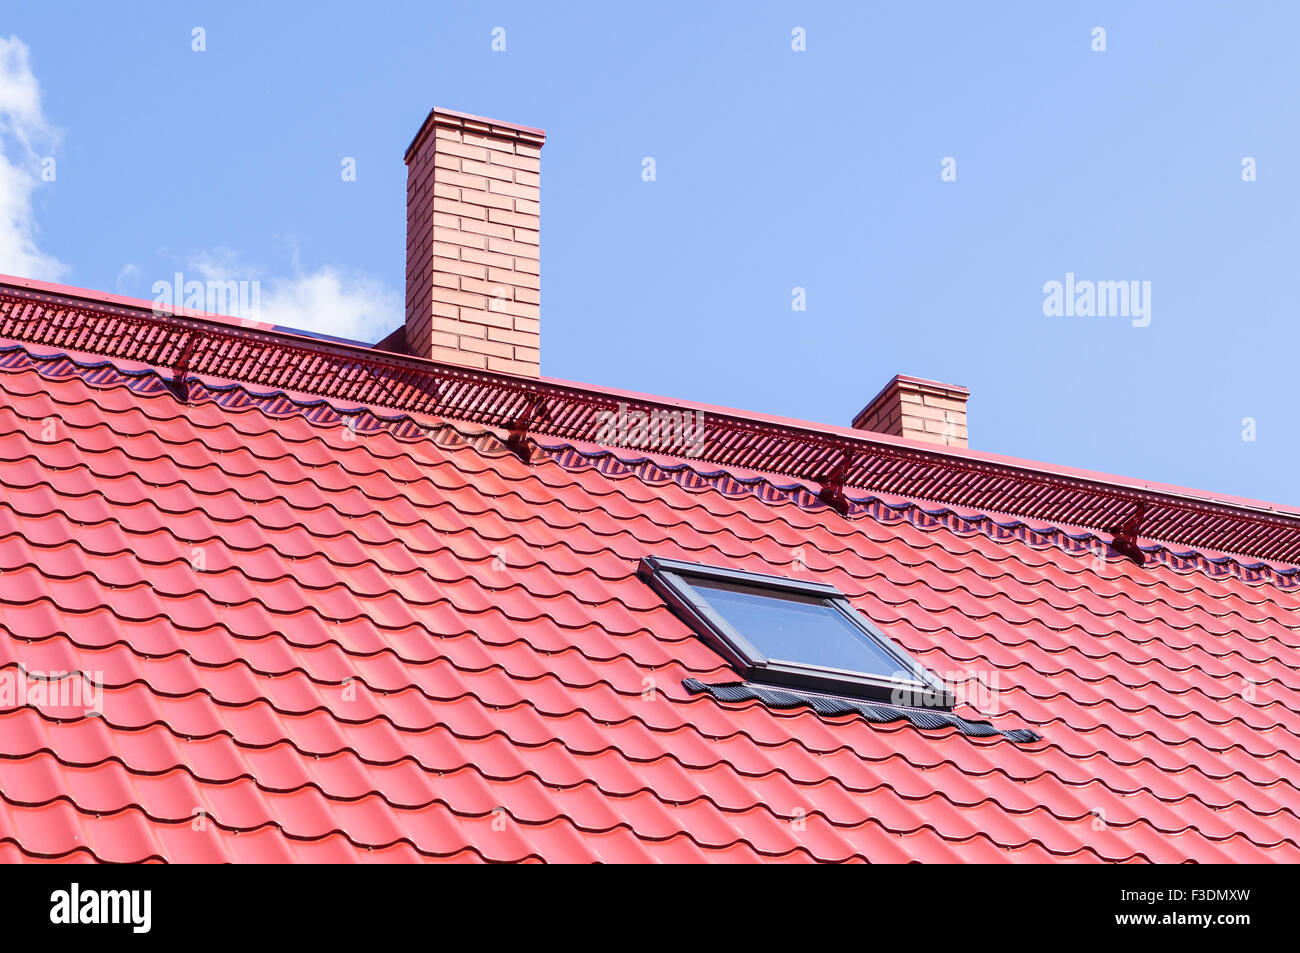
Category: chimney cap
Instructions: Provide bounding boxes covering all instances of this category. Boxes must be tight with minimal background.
[404,106,546,163]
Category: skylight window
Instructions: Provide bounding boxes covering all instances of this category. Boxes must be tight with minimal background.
[640,557,953,709]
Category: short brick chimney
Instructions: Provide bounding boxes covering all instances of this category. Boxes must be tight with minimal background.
[399,107,544,376]
[852,375,969,448]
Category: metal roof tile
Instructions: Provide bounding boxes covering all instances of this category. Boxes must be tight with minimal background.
[0,339,1298,862]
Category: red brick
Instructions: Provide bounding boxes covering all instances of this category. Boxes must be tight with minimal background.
[922,394,968,412]
[486,355,540,376]
[428,344,486,368]
[438,169,496,190]
[460,276,513,298]
[431,199,488,221]
[459,218,514,240]
[458,336,514,359]
[487,208,540,230]
[459,187,514,211]
[461,247,515,269]
[488,151,541,173]
[486,237,539,258]
[436,139,490,162]
[432,316,471,335]
[456,307,514,330]
[433,256,487,280]
[432,227,486,250]
[486,298,538,319]
[462,131,516,154]
[488,268,540,290]
[905,403,946,422]
[432,288,491,310]
[459,158,514,183]
[487,326,539,348]
[487,179,537,200]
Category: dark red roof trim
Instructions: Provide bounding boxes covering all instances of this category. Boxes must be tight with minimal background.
[2,284,1299,564]
[683,679,1043,743]
[546,446,1300,589]
[3,342,1296,591]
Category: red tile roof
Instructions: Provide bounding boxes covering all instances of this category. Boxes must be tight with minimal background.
[1,277,1298,863]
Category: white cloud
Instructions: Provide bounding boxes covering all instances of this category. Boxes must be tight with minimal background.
[257,266,402,343]
[0,35,66,281]
[115,261,141,292]
[0,37,398,343]
[188,248,401,344]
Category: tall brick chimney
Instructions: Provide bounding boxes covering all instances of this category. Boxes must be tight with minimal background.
[852,375,969,448]
[398,107,544,376]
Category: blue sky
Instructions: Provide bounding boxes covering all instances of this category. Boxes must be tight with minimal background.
[2,2,1296,504]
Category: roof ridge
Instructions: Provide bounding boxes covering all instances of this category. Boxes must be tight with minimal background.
[3,340,1297,590]
[2,277,1300,562]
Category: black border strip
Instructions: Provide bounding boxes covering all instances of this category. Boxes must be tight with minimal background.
[682,677,1043,743]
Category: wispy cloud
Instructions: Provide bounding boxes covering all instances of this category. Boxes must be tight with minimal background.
[115,262,141,293]
[0,35,66,281]
[1,36,399,343]
[188,247,401,343]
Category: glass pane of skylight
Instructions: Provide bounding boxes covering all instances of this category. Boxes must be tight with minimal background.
[691,582,917,681]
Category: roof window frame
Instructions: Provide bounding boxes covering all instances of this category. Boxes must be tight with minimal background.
[639,556,954,709]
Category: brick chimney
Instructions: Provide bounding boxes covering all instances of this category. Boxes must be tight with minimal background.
[397,107,544,376]
[852,375,969,448]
